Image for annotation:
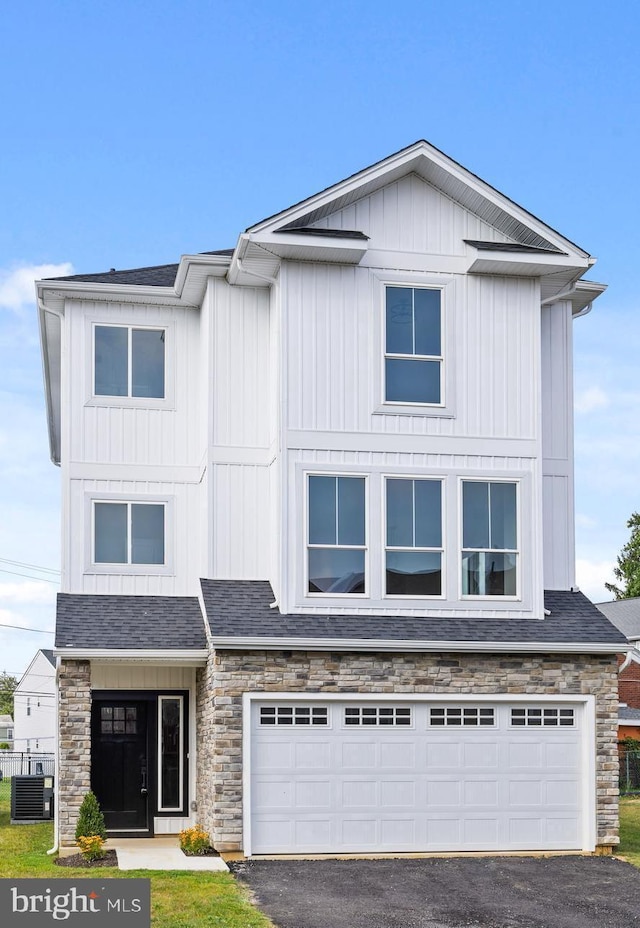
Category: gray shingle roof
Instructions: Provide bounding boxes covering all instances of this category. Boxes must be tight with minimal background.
[44,249,234,288]
[620,707,640,721]
[200,580,626,646]
[275,227,369,240]
[41,649,55,668]
[56,594,207,650]
[463,240,566,255]
[596,599,640,639]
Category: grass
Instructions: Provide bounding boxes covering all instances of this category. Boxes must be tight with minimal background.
[619,796,640,867]
[0,780,272,927]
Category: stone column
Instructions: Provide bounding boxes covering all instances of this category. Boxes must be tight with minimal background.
[57,659,91,846]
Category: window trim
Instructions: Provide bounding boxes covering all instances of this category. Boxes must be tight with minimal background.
[85,492,174,576]
[384,285,444,407]
[459,477,520,601]
[383,476,445,599]
[305,472,369,599]
[157,695,184,813]
[372,273,456,419]
[85,317,175,410]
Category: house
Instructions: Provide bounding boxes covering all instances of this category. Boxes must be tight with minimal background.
[37,140,626,856]
[13,649,57,753]
[596,599,640,739]
[0,714,14,749]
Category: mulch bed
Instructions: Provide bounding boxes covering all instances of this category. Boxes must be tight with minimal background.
[56,849,118,868]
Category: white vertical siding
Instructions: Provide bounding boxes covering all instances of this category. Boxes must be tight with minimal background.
[211,463,270,579]
[541,301,575,590]
[310,174,514,254]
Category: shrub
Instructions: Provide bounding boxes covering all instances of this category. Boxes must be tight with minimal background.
[75,791,107,841]
[179,824,211,855]
[77,835,105,862]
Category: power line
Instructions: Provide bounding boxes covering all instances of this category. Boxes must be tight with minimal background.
[0,624,54,634]
[0,568,59,585]
[0,557,60,576]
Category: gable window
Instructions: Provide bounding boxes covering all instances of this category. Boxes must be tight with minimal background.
[461,481,518,596]
[307,475,366,594]
[94,325,165,398]
[94,501,165,565]
[386,478,443,596]
[385,286,442,405]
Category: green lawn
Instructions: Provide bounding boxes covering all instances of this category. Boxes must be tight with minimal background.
[619,796,640,866]
[0,780,272,928]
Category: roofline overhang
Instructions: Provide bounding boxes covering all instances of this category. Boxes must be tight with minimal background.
[541,279,608,316]
[208,636,625,654]
[54,648,208,663]
[246,140,591,260]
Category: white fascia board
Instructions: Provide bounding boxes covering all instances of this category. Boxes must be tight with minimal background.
[618,718,640,726]
[466,250,591,277]
[246,141,590,259]
[174,253,231,301]
[37,280,191,307]
[37,299,63,465]
[210,636,624,654]
[54,648,208,663]
[541,279,607,315]
[249,231,368,264]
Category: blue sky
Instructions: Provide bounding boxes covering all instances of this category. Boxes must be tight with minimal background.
[1,0,639,677]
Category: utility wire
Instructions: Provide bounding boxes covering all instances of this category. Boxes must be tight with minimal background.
[0,624,54,634]
[0,568,59,584]
[0,557,60,575]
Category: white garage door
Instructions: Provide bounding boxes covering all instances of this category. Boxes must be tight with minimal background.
[248,699,588,854]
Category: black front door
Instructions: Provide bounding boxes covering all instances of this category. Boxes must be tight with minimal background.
[91,700,151,834]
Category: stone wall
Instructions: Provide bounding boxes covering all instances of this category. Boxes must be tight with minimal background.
[198,650,619,852]
[58,659,92,846]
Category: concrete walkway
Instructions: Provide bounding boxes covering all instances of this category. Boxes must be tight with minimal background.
[108,837,228,872]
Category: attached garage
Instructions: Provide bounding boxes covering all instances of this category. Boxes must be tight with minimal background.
[245,695,595,855]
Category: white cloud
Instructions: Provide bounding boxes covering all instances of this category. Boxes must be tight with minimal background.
[575,558,617,603]
[574,386,609,414]
[0,263,73,314]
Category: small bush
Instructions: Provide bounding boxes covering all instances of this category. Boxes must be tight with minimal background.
[179,824,211,855]
[77,835,105,862]
[75,791,107,841]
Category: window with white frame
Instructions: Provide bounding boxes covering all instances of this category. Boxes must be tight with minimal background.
[307,475,366,594]
[385,286,442,405]
[93,501,165,565]
[94,325,165,398]
[386,477,443,596]
[158,696,183,811]
[461,481,518,596]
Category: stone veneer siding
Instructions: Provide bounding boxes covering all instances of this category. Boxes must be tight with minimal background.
[58,659,92,846]
[195,650,619,853]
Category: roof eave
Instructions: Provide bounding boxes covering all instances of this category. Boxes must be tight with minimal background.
[208,636,624,654]
[53,648,208,663]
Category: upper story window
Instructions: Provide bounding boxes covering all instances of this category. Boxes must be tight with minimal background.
[94,325,165,399]
[386,478,443,596]
[307,475,366,595]
[94,501,165,565]
[385,286,442,405]
[461,481,518,597]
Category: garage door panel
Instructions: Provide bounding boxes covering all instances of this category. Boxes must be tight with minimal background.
[250,700,586,854]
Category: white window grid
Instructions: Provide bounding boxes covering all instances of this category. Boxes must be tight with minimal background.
[344,706,412,726]
[93,323,166,399]
[385,477,444,598]
[92,500,166,567]
[260,706,329,726]
[429,706,496,727]
[460,479,520,599]
[511,707,575,727]
[306,473,368,597]
[384,286,444,406]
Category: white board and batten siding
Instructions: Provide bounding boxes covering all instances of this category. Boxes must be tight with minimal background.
[245,694,595,856]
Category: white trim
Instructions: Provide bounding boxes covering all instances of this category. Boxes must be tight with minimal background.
[211,636,623,654]
[459,477,521,601]
[53,648,208,662]
[157,695,184,813]
[242,692,597,856]
[85,492,174,576]
[383,475,445,600]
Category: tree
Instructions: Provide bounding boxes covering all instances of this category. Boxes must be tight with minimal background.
[0,672,17,717]
[75,791,107,841]
[605,512,640,600]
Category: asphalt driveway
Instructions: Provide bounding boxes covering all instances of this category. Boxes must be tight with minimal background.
[230,856,640,928]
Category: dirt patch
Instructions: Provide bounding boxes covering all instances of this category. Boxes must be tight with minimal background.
[56,849,118,869]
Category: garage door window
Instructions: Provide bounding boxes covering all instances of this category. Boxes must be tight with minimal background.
[260,706,328,726]
[429,706,495,726]
[511,707,575,727]
[344,706,412,726]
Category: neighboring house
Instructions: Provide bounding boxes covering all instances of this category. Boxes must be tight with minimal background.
[0,714,14,749]
[13,649,57,753]
[596,599,640,738]
[37,140,626,855]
